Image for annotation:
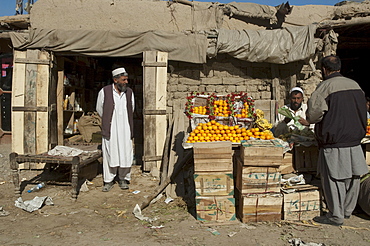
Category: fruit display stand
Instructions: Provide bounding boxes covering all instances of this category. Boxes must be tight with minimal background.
[183,92,280,222]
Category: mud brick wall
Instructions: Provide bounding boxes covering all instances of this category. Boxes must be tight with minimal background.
[167,55,308,120]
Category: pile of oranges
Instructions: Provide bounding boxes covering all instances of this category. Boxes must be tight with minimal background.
[186,120,274,143]
[213,99,231,117]
[366,126,370,136]
[192,106,207,115]
[235,101,251,118]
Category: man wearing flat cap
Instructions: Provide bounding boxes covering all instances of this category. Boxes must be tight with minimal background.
[96,67,135,192]
[273,87,312,137]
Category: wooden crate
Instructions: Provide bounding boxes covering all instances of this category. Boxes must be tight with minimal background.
[240,141,284,166]
[283,189,320,221]
[194,142,233,172]
[236,192,283,223]
[196,196,236,221]
[293,145,319,172]
[194,172,234,196]
[235,156,281,193]
[278,152,294,175]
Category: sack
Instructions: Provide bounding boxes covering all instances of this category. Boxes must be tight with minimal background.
[78,112,102,142]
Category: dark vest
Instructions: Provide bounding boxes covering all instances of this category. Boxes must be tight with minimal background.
[101,84,134,139]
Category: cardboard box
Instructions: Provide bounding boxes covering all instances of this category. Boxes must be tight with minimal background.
[240,140,284,166]
[293,145,319,172]
[194,172,234,196]
[283,189,321,221]
[194,142,233,172]
[196,196,236,221]
[236,192,283,223]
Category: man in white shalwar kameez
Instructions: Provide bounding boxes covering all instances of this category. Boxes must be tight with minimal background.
[96,67,135,192]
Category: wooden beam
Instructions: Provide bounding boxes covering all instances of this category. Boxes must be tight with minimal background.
[318,16,370,29]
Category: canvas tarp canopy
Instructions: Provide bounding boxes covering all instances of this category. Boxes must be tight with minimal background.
[9,28,209,64]
[10,25,317,64]
[212,24,317,64]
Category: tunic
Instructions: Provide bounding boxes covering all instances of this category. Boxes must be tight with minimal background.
[96,85,135,169]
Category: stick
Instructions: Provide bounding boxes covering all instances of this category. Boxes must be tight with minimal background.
[160,118,174,185]
[140,149,193,210]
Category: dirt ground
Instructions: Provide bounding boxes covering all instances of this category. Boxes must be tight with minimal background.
[1,143,370,246]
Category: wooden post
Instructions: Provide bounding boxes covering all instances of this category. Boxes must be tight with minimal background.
[142,51,168,174]
[9,152,20,197]
[71,156,80,201]
[56,57,65,145]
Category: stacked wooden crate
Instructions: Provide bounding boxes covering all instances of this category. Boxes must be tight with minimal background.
[282,185,321,221]
[235,140,284,223]
[193,142,236,221]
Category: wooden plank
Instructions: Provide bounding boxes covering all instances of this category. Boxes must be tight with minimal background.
[166,102,185,198]
[36,51,50,154]
[23,49,39,154]
[194,172,234,196]
[194,160,233,172]
[196,196,236,221]
[12,50,26,154]
[155,52,168,172]
[143,51,159,172]
[14,57,50,65]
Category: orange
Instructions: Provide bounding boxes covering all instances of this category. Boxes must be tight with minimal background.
[194,129,199,134]
[234,125,240,129]
[211,120,216,125]
[190,132,196,137]
[224,125,229,130]
[229,126,235,131]
[218,125,224,130]
[236,129,242,134]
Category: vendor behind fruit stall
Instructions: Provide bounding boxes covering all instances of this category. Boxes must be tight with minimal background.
[273,87,313,137]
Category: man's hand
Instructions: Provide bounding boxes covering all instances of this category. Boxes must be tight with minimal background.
[298,117,310,126]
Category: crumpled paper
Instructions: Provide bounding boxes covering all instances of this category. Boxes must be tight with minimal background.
[278,106,305,131]
[289,238,324,246]
[0,207,10,216]
[15,196,54,213]
[133,204,158,223]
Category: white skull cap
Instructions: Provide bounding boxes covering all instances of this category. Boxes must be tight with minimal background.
[112,67,128,77]
[290,87,304,96]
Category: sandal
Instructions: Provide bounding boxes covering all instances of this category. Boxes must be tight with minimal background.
[118,180,129,190]
[102,182,114,192]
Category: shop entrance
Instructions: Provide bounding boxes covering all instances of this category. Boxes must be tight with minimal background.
[58,55,144,166]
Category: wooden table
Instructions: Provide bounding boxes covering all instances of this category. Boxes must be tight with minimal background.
[9,148,101,200]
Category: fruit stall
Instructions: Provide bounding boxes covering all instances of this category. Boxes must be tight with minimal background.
[182,92,321,222]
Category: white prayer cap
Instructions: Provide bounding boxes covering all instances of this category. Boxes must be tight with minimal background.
[290,87,304,96]
[112,67,128,77]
